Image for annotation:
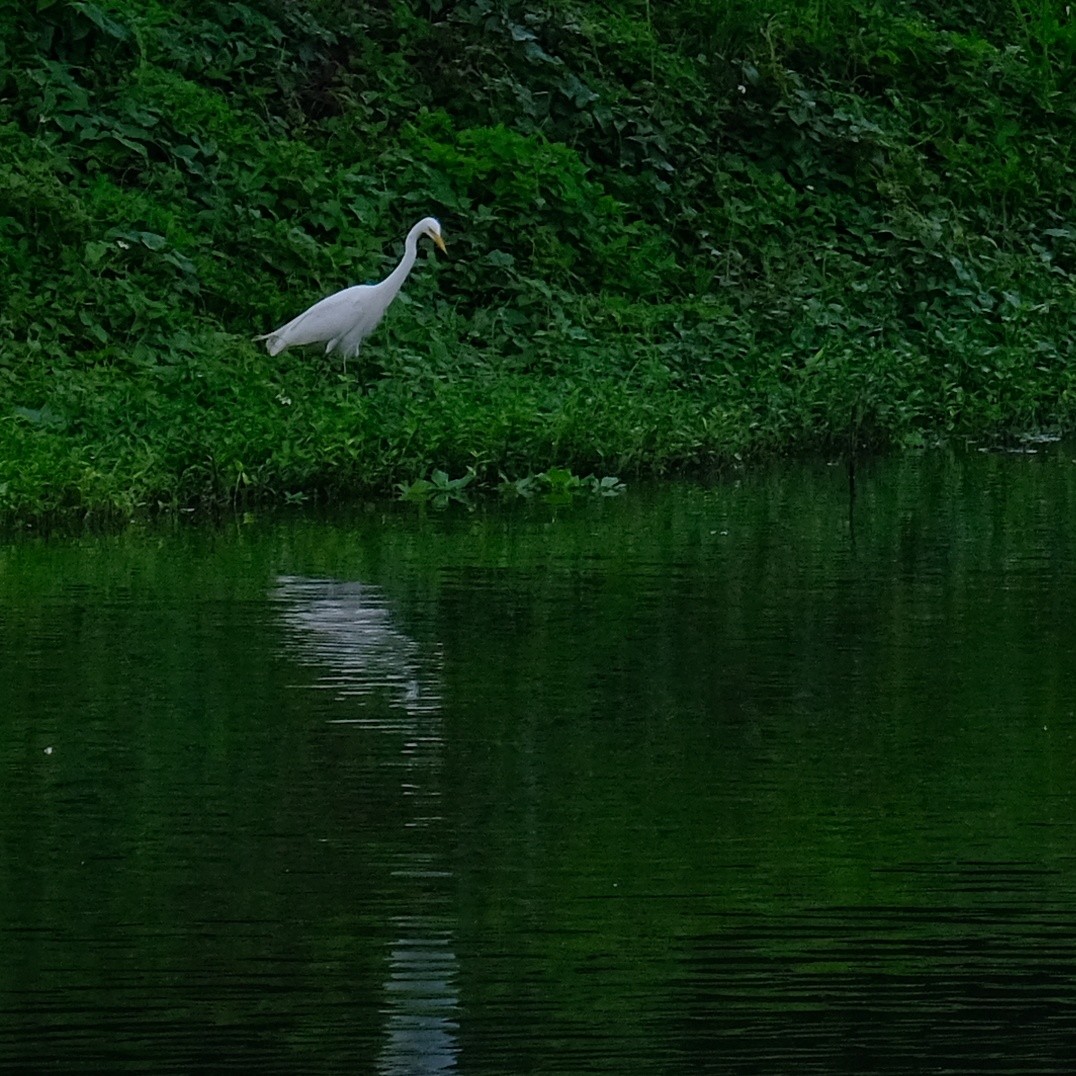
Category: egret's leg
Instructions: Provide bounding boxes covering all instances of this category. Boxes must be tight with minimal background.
[343,343,360,381]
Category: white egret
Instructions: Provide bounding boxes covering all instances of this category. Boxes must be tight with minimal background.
[256,216,446,368]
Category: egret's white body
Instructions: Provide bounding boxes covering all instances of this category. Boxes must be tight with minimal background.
[256,216,446,362]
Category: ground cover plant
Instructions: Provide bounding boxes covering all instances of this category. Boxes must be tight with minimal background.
[0,0,1073,519]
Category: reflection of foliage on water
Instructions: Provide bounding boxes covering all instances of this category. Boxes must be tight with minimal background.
[2,459,1076,1067]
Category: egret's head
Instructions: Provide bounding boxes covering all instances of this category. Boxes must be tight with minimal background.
[419,217,447,254]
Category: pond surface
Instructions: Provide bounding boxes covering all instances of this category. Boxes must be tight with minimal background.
[3,449,1076,1072]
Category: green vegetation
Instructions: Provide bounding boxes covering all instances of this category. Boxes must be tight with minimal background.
[1,0,1073,519]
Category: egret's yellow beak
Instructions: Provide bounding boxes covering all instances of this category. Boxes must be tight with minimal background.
[432,233,447,254]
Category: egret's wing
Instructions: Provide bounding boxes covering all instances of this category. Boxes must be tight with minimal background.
[325,285,395,358]
[259,284,374,354]
[332,305,393,358]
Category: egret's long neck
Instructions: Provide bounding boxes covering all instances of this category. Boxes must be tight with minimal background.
[380,226,421,298]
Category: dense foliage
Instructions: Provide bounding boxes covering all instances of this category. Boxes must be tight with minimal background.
[1,0,1074,517]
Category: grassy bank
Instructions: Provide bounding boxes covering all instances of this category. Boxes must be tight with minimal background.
[1,1,1074,518]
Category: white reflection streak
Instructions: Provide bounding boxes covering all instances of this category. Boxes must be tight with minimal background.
[273,575,458,1074]
[380,924,459,1075]
[274,575,442,722]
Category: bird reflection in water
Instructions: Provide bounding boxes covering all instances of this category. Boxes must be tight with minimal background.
[273,575,459,1074]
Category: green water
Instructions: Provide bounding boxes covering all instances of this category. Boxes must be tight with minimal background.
[3,450,1076,1072]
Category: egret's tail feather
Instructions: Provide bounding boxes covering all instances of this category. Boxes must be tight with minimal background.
[254,332,288,357]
